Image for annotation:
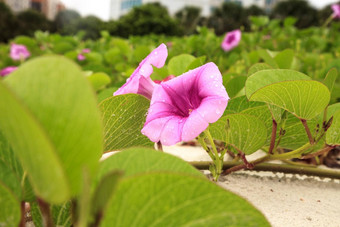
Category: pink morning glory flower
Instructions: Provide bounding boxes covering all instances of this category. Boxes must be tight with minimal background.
[0,66,18,77]
[10,44,30,61]
[221,29,241,52]
[77,54,86,61]
[114,43,168,99]
[332,4,340,19]
[82,48,91,53]
[141,62,229,146]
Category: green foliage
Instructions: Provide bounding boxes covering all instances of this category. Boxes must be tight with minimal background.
[168,54,196,76]
[0,182,20,226]
[2,56,103,202]
[100,173,270,227]
[99,94,154,151]
[210,114,267,155]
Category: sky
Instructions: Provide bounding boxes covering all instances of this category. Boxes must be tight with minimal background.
[60,0,339,21]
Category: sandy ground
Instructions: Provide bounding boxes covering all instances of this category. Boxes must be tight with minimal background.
[163,145,340,227]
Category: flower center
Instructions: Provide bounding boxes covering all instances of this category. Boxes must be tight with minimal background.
[227,34,235,44]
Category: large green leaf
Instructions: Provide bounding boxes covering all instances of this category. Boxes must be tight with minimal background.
[247,63,272,76]
[0,81,69,203]
[99,94,153,151]
[274,49,294,69]
[225,76,247,98]
[210,114,267,154]
[249,80,330,120]
[168,54,195,76]
[100,173,270,227]
[98,148,203,180]
[5,56,103,198]
[323,68,338,93]
[326,110,340,145]
[0,182,21,227]
[224,95,265,115]
[245,69,311,98]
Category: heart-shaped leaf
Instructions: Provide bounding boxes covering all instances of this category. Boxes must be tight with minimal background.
[274,49,294,69]
[245,69,311,99]
[249,80,330,120]
[326,110,340,145]
[168,54,195,76]
[99,94,153,151]
[210,114,267,154]
[100,173,270,226]
[0,81,69,203]
[98,148,203,180]
[4,56,103,200]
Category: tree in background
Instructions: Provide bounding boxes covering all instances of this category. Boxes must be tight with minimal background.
[63,15,104,40]
[0,2,18,43]
[175,6,201,35]
[108,3,182,37]
[16,10,53,37]
[271,0,319,28]
[54,9,81,33]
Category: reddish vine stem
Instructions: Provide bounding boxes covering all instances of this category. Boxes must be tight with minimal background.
[301,119,314,144]
[37,197,54,227]
[268,119,277,154]
[300,146,334,159]
[19,201,26,227]
[157,141,163,151]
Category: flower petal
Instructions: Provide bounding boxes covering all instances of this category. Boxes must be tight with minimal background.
[141,116,173,143]
[159,116,185,145]
[181,110,209,141]
[196,96,228,123]
[113,43,167,99]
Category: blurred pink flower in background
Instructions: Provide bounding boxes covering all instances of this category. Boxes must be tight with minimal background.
[0,66,18,77]
[221,29,241,52]
[82,48,91,53]
[141,62,229,146]
[114,43,168,99]
[10,44,30,61]
[77,54,86,61]
[332,4,340,19]
[154,75,175,84]
[77,49,91,61]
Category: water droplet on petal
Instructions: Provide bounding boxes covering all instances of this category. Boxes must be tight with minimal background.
[216,109,221,114]
[155,51,158,55]
[179,119,183,123]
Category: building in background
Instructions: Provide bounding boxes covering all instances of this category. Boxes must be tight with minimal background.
[2,0,30,13]
[110,0,282,20]
[2,0,65,19]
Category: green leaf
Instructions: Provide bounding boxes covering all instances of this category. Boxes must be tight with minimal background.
[245,69,311,99]
[52,202,72,227]
[274,49,294,69]
[0,81,69,203]
[326,110,340,145]
[98,148,203,180]
[100,173,270,227]
[249,80,330,120]
[224,96,265,115]
[225,76,247,98]
[91,171,122,221]
[99,94,153,151]
[5,56,103,199]
[186,56,206,71]
[0,160,21,200]
[168,54,195,76]
[247,63,272,76]
[210,114,267,154]
[323,68,338,93]
[97,87,118,103]
[87,72,111,91]
[0,182,21,227]
[257,49,278,68]
[250,16,269,27]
